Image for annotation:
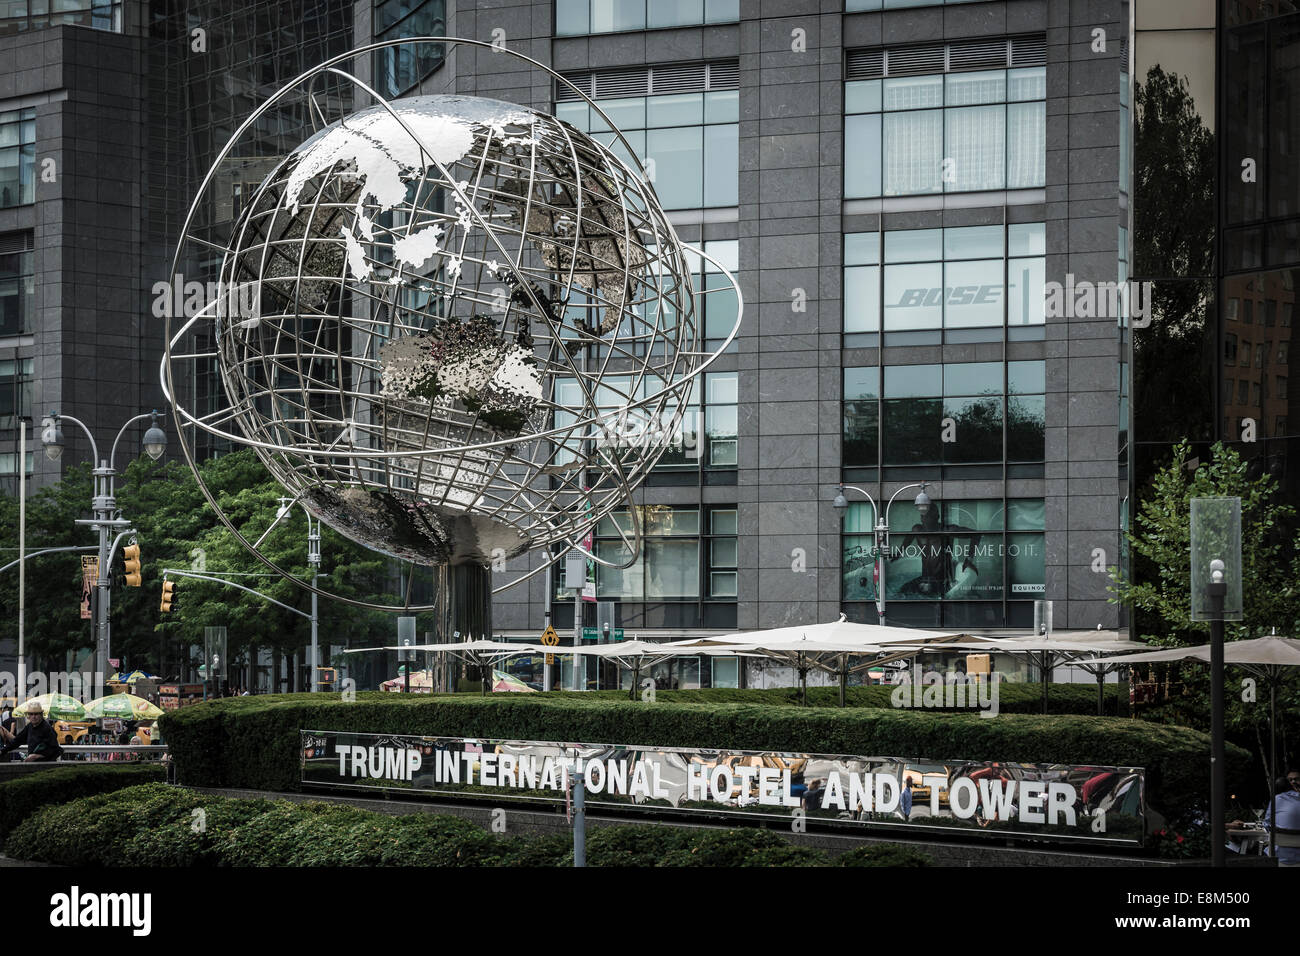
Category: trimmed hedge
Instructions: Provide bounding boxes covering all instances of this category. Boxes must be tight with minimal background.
[3,784,921,867]
[0,764,164,841]
[159,692,1247,820]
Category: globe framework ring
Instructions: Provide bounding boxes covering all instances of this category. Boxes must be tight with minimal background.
[161,36,743,612]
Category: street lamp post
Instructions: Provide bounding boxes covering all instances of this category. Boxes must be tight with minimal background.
[833,481,930,625]
[1207,557,1227,869]
[41,410,166,696]
[270,498,322,692]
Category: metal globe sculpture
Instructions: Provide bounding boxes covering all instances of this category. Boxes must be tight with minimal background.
[163,39,741,610]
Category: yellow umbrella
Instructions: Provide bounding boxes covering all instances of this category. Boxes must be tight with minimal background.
[83,693,164,720]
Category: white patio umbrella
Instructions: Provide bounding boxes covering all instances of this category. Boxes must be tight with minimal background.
[1079,635,1300,860]
[660,616,973,706]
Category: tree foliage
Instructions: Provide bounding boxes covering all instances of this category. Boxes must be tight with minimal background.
[2,450,433,682]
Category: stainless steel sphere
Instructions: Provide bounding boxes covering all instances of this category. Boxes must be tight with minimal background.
[209,93,699,566]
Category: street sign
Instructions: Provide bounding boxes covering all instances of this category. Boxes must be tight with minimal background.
[582,626,599,641]
[540,625,559,646]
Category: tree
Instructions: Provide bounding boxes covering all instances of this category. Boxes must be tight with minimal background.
[2,450,439,687]
[1112,440,1300,645]
[1111,440,1300,799]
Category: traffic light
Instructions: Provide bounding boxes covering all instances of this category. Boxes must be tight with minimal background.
[160,579,174,613]
[317,667,337,685]
[122,543,142,587]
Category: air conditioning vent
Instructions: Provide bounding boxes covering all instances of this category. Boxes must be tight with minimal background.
[846,48,884,80]
[948,37,1008,71]
[1010,34,1047,67]
[885,44,944,76]
[558,59,739,101]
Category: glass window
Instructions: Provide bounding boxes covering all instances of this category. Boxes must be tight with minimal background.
[942,259,1004,327]
[558,0,736,34]
[1008,360,1046,394]
[705,368,738,468]
[844,265,881,333]
[944,362,1001,396]
[886,229,943,263]
[883,397,943,464]
[844,232,880,266]
[883,111,943,195]
[883,262,942,329]
[561,81,738,210]
[0,237,34,336]
[945,105,1005,191]
[373,1,446,99]
[845,114,883,198]
[943,225,1002,260]
[884,364,941,397]
[0,109,36,209]
[1007,257,1045,325]
[844,367,879,466]
[845,62,1046,199]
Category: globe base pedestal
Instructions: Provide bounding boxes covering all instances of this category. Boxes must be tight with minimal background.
[435,563,493,692]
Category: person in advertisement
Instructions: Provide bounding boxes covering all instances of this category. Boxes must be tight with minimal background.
[891,498,982,598]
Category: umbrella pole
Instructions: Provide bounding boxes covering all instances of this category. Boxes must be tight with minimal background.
[631,661,639,702]
[1097,667,1104,716]
[1270,675,1277,862]
[800,653,807,707]
[839,655,847,708]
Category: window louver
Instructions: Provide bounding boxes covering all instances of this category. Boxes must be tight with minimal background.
[885,45,944,76]
[948,38,1007,71]
[1009,35,1047,67]
[847,34,1048,79]
[558,59,739,101]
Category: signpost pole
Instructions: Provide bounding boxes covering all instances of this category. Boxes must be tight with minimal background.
[572,764,586,867]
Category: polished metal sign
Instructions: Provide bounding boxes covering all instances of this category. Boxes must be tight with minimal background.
[300,730,1145,845]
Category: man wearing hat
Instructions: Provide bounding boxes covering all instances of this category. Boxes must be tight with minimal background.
[0,703,63,762]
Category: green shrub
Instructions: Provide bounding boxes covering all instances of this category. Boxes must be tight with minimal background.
[159,692,1245,822]
[836,843,933,867]
[0,764,164,840]
[3,785,862,868]
[657,828,827,867]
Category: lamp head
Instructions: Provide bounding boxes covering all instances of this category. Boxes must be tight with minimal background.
[40,413,63,461]
[914,484,932,514]
[1210,558,1225,585]
[142,410,167,461]
[832,485,848,510]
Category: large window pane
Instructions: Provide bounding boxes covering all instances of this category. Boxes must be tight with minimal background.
[1008,533,1045,596]
[646,127,703,208]
[645,539,699,598]
[883,110,942,195]
[883,75,943,110]
[883,262,942,329]
[704,89,739,124]
[648,0,704,28]
[556,0,589,35]
[703,123,738,205]
[943,225,1002,260]
[844,367,879,466]
[591,0,645,32]
[943,396,1003,463]
[883,397,943,464]
[1007,256,1045,325]
[1007,101,1046,188]
[944,105,1005,191]
[944,361,1001,396]
[1008,360,1046,394]
[844,265,880,332]
[943,259,1004,327]
[1007,394,1045,461]
[945,70,1006,106]
[884,363,941,397]
[647,92,703,128]
[845,79,882,114]
[845,113,882,198]
[886,228,942,263]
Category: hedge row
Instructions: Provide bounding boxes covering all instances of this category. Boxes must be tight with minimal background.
[3,783,932,867]
[158,692,1247,817]
[0,764,164,840]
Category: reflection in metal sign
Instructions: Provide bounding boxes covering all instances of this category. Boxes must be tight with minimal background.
[300,730,1144,845]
